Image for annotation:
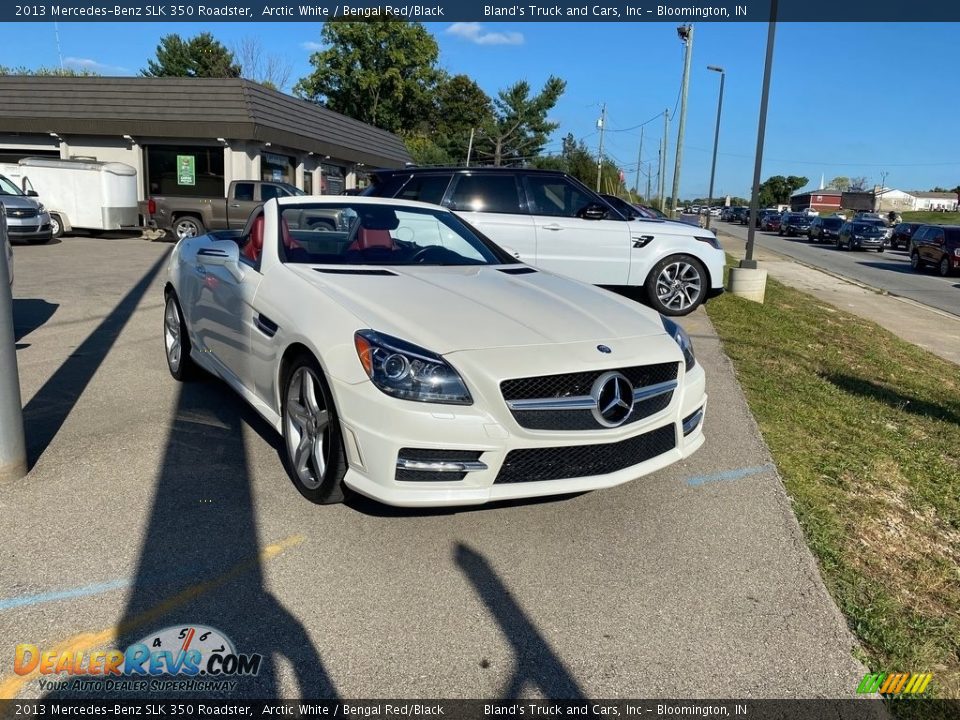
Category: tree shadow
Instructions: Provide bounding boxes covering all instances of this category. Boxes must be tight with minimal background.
[45,379,338,699]
[825,373,960,426]
[853,261,916,275]
[12,298,58,341]
[22,253,168,468]
[455,543,587,701]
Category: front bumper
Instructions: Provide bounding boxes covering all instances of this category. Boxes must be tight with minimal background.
[331,342,707,507]
[852,237,884,249]
[6,217,52,242]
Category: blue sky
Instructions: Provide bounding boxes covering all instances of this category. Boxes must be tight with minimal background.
[7,21,959,198]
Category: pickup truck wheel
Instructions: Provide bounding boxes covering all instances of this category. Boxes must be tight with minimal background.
[49,214,64,239]
[173,216,205,240]
[645,255,706,317]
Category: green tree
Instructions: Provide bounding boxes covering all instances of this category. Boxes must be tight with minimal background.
[829,176,850,191]
[294,20,442,134]
[475,76,566,166]
[430,74,494,163]
[142,33,241,78]
[758,175,808,206]
[404,134,453,166]
[848,176,869,191]
[0,65,99,76]
[529,133,623,192]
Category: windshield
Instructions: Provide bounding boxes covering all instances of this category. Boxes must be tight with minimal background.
[279,203,515,266]
[853,223,882,233]
[278,182,306,196]
[824,219,843,229]
[0,174,24,196]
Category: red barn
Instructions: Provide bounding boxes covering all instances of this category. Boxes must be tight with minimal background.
[791,188,843,212]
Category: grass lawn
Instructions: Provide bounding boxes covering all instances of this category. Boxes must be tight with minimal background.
[899,211,960,225]
[705,270,959,711]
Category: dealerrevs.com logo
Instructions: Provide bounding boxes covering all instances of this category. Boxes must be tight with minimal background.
[14,625,262,693]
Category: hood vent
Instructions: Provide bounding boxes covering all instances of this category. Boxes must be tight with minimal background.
[497,266,538,275]
[314,268,397,277]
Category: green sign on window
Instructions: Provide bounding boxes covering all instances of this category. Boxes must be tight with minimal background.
[177,155,196,186]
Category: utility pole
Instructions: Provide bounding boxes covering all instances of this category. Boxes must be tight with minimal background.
[465,128,475,167]
[878,170,888,211]
[670,24,694,218]
[595,103,607,192]
[633,126,644,201]
[646,162,652,204]
[705,65,726,230]
[0,209,27,483]
[659,108,669,212]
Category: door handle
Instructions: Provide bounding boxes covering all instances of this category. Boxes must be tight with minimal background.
[541,223,563,231]
[229,203,240,208]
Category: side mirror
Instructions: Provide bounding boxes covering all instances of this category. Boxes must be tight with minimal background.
[581,203,607,220]
[26,190,39,197]
[197,240,243,281]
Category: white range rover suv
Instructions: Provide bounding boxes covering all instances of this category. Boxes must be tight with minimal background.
[364,167,725,315]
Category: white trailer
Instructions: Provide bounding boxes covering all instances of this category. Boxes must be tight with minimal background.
[0,157,139,238]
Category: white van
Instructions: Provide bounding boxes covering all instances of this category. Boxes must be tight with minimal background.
[0,157,139,238]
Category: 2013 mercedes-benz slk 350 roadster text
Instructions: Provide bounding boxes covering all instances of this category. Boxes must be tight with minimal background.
[163,197,706,507]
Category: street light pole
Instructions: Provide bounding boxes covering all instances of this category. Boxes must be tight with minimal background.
[670,24,694,218]
[0,208,27,483]
[659,109,669,212]
[595,103,607,192]
[743,0,778,269]
[704,65,725,230]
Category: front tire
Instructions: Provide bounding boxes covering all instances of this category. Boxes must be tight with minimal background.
[173,216,205,240]
[49,214,64,239]
[281,355,347,504]
[645,255,707,316]
[910,251,922,271]
[163,293,198,381]
[939,256,952,277]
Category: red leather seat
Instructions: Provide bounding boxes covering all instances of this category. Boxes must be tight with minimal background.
[242,215,265,262]
[280,216,302,250]
[348,227,395,252]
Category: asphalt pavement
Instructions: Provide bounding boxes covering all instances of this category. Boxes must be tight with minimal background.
[1,236,869,700]
[718,220,960,317]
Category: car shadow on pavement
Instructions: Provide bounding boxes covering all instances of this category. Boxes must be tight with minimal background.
[854,261,917,275]
[455,543,586,700]
[22,252,168,469]
[45,379,339,700]
[12,298,57,341]
[825,374,960,426]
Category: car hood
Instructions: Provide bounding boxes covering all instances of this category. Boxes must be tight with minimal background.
[0,194,40,209]
[286,264,667,354]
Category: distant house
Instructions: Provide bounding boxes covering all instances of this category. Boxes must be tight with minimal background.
[874,188,916,212]
[909,191,958,211]
[791,188,842,212]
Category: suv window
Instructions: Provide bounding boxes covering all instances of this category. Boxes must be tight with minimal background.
[234,183,254,202]
[927,227,945,244]
[448,174,523,214]
[523,175,597,218]
[397,174,452,205]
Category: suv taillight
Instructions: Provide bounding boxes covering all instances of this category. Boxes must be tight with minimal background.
[147,198,156,215]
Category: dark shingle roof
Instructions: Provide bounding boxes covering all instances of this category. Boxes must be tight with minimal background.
[792,187,844,197]
[0,76,411,167]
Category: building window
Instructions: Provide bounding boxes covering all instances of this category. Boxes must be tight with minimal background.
[320,163,345,195]
[146,145,224,197]
[261,151,294,184]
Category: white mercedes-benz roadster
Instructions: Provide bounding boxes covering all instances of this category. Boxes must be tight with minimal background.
[163,197,707,507]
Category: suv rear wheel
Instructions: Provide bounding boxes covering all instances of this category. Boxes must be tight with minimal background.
[645,255,706,316]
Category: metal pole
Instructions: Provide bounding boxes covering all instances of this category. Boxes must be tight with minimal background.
[670,24,694,218]
[646,162,652,204]
[465,128,475,167]
[705,66,725,230]
[660,109,669,212]
[634,126,644,201]
[595,103,606,192]
[743,1,778,269]
[0,207,27,482]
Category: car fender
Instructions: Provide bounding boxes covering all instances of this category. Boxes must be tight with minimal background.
[626,233,723,290]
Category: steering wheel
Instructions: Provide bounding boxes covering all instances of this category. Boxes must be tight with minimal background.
[409,245,452,263]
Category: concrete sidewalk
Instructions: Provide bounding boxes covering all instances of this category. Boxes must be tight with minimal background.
[717,230,960,366]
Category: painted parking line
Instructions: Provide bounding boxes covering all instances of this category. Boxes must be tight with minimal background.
[0,580,131,612]
[0,534,304,700]
[686,463,776,487]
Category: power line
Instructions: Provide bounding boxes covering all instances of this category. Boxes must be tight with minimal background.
[681,144,960,168]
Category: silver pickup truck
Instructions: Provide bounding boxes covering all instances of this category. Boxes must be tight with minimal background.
[148,180,342,240]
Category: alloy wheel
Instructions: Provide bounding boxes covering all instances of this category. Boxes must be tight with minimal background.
[284,367,331,491]
[163,297,182,373]
[175,219,200,239]
[656,261,702,313]
[940,257,950,276]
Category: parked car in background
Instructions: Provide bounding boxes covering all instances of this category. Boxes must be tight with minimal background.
[909,224,960,276]
[779,212,813,237]
[720,207,734,222]
[2,214,11,286]
[149,179,345,241]
[761,213,782,232]
[636,204,668,219]
[890,222,923,250]
[0,173,52,245]
[807,216,844,243]
[163,197,708,507]
[364,167,725,315]
[837,221,886,251]
[856,217,894,242]
[756,209,777,228]
[730,206,748,224]
[0,157,139,239]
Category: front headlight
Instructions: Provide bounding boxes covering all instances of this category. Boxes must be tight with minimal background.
[661,315,695,372]
[36,203,45,213]
[354,330,472,405]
